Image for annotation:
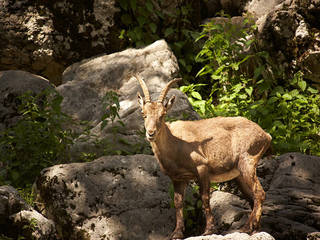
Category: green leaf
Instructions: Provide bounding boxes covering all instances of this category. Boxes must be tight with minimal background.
[191,91,202,100]
[298,80,307,91]
[164,27,174,37]
[146,1,153,12]
[282,93,292,101]
[149,23,157,33]
[267,96,278,104]
[133,26,143,40]
[156,10,164,19]
[119,29,125,39]
[185,64,192,73]
[118,0,128,10]
[174,41,185,49]
[254,66,264,79]
[130,0,137,11]
[245,86,253,96]
[179,59,186,67]
[196,199,202,209]
[233,83,243,93]
[137,16,147,26]
[289,89,299,97]
[307,86,318,94]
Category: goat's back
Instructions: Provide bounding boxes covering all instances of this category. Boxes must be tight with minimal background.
[168,116,271,158]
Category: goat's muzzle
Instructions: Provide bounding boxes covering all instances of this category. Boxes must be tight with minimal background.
[146,130,156,141]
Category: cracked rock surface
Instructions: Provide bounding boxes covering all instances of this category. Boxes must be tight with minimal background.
[261,153,320,239]
[35,154,175,240]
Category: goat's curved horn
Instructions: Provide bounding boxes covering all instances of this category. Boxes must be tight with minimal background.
[157,78,182,103]
[135,75,151,103]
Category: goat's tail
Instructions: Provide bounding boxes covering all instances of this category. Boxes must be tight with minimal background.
[264,133,273,156]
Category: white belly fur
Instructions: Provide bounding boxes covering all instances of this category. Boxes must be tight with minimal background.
[210,169,240,183]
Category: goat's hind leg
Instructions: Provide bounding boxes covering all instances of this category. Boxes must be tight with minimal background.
[237,155,265,234]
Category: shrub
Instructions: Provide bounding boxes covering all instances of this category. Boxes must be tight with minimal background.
[182,15,320,155]
[0,89,75,188]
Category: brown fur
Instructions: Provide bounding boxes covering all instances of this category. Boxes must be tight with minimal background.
[137,81,272,239]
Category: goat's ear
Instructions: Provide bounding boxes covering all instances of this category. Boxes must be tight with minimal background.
[164,95,175,111]
[137,92,145,109]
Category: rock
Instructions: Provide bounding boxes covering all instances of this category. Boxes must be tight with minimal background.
[220,0,249,15]
[307,232,320,240]
[298,50,320,83]
[261,153,320,240]
[0,70,53,131]
[257,155,281,191]
[0,185,56,240]
[248,0,320,82]
[0,185,31,225]
[58,40,199,159]
[10,209,57,240]
[204,0,249,17]
[35,154,175,240]
[210,191,250,233]
[59,39,180,123]
[0,0,121,85]
[245,0,285,31]
[184,231,275,240]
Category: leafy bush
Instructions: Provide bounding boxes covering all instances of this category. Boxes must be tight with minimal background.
[0,89,75,188]
[182,15,320,155]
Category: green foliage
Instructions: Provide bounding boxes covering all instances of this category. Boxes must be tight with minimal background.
[118,0,200,78]
[79,91,151,156]
[0,89,75,188]
[18,185,35,207]
[101,91,123,130]
[19,218,38,240]
[182,15,320,155]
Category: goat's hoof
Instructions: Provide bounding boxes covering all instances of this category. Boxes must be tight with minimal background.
[203,225,219,236]
[170,230,184,240]
[240,225,255,235]
[241,220,260,235]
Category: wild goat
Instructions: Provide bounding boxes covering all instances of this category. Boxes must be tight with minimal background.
[136,75,272,239]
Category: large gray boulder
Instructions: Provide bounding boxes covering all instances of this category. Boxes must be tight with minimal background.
[0,185,56,240]
[10,209,56,240]
[0,0,120,85]
[35,154,175,240]
[58,39,181,124]
[0,185,31,224]
[58,40,199,159]
[261,153,320,240]
[210,191,250,233]
[246,0,320,86]
[0,70,53,131]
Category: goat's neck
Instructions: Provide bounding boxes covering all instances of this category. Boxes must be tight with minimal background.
[150,121,176,159]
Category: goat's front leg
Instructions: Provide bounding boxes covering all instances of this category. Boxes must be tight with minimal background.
[197,165,216,235]
[170,180,187,240]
